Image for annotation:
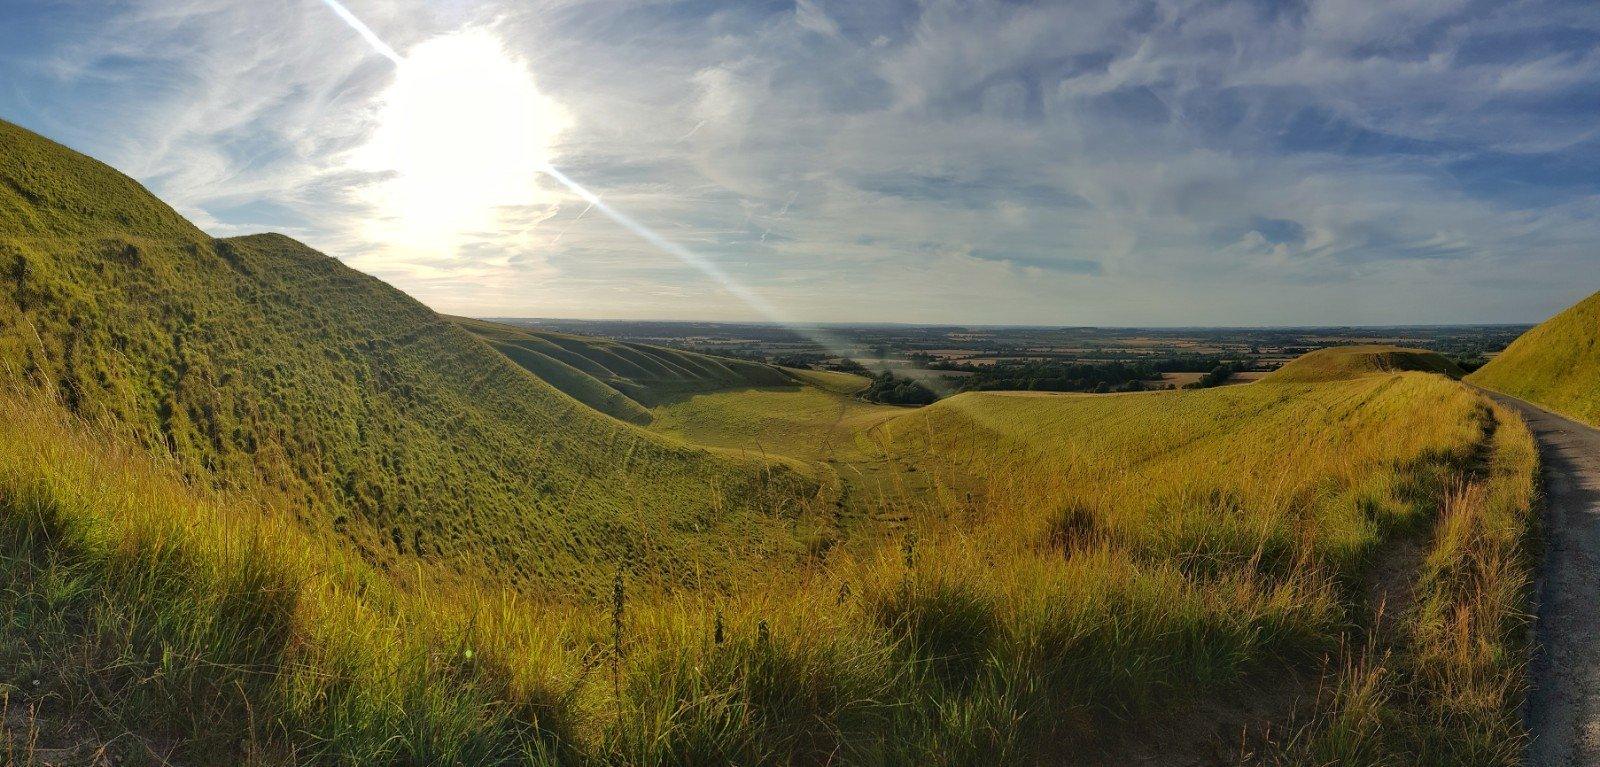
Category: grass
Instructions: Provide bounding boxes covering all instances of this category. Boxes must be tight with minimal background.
[0,119,823,596]
[649,385,902,462]
[1469,288,1600,427]
[453,317,816,416]
[0,117,1542,764]
[1263,345,1465,384]
[0,371,1534,764]
[1258,400,1537,765]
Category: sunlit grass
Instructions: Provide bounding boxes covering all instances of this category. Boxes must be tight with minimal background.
[1470,288,1600,427]
[0,364,1537,764]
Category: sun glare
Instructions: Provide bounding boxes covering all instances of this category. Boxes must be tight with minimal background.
[356,29,569,258]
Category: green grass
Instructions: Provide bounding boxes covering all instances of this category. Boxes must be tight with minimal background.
[1469,288,1600,426]
[454,317,816,416]
[0,118,1540,764]
[780,366,873,395]
[1264,345,1465,383]
[0,119,820,596]
[650,386,901,461]
[1262,401,1537,765]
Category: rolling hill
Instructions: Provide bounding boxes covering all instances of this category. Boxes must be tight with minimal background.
[1262,344,1465,383]
[1469,289,1600,426]
[638,359,1537,763]
[0,117,1540,766]
[453,316,822,424]
[0,118,817,595]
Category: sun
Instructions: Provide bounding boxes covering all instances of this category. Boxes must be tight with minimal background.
[355,29,569,258]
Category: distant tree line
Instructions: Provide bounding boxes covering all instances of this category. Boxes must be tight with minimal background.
[825,358,873,376]
[772,352,832,368]
[943,360,1165,394]
[931,354,1241,374]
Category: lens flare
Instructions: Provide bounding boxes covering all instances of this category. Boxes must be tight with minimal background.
[316,0,929,388]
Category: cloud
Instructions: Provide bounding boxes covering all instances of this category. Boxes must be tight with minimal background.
[7,0,1600,324]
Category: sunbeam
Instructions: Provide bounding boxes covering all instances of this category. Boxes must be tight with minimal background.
[317,0,402,65]
[314,0,913,385]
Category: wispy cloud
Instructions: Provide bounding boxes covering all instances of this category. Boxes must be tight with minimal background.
[4,0,1599,324]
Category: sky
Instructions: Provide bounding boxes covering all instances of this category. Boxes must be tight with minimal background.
[2,0,1599,326]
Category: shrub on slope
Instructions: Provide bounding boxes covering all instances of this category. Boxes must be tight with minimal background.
[1469,289,1600,426]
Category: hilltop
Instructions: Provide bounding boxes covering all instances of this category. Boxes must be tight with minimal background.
[0,119,815,595]
[1262,344,1464,383]
[1469,289,1600,426]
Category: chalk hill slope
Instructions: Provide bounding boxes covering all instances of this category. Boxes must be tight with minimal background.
[0,118,810,594]
[1263,344,1464,383]
[453,316,802,424]
[1469,289,1600,427]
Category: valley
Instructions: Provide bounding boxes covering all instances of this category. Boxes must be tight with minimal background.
[0,117,1583,766]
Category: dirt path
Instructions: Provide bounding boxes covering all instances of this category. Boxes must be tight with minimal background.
[1477,388,1600,766]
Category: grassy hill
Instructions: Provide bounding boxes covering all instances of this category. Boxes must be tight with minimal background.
[1262,344,1465,383]
[634,368,1538,763]
[452,316,824,424]
[0,118,1539,766]
[1469,289,1600,426]
[0,118,818,596]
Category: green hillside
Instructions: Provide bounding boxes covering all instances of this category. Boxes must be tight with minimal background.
[1263,344,1464,383]
[0,117,1539,766]
[0,118,814,595]
[453,316,814,423]
[1469,289,1600,426]
[638,372,1537,763]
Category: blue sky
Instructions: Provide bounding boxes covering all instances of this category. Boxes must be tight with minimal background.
[2,0,1599,325]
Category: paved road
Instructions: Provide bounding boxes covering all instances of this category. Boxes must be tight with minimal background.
[1478,389,1600,766]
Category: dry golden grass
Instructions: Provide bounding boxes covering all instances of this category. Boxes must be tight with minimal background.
[0,118,1540,764]
[0,365,1538,764]
[1470,288,1600,427]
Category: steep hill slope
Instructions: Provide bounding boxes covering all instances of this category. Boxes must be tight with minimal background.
[1469,289,1600,426]
[453,316,805,423]
[1263,344,1464,383]
[0,117,1539,766]
[0,118,813,595]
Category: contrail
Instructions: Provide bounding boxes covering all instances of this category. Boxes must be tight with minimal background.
[318,0,403,65]
[315,0,936,389]
[549,201,593,245]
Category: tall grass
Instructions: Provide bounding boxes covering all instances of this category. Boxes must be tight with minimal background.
[0,373,1537,764]
[1259,401,1538,765]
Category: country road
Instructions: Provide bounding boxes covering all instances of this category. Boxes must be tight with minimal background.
[1477,389,1600,766]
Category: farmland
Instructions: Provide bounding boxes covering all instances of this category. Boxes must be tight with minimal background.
[503,317,1525,391]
